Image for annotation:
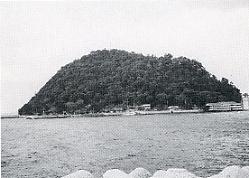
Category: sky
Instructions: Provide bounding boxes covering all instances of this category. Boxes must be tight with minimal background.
[1,1,249,115]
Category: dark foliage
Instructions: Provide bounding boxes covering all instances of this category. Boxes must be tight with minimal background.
[19,49,241,115]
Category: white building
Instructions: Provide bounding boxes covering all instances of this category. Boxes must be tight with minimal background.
[242,94,249,110]
[206,102,243,112]
[138,104,151,111]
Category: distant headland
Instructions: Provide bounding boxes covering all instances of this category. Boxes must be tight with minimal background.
[18,49,242,116]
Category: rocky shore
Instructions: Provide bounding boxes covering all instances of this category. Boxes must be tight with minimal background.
[62,166,249,178]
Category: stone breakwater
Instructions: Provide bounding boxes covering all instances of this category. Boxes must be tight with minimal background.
[62,166,249,178]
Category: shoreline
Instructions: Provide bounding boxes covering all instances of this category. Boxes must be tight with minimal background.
[17,109,204,119]
[8,109,249,119]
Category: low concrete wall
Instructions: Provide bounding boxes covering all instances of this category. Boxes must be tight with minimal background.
[62,166,249,178]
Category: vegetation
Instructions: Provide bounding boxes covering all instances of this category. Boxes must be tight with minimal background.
[19,49,241,115]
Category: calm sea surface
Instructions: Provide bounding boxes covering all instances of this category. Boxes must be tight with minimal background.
[1,112,249,178]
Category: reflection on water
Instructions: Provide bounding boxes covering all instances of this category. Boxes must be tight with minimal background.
[1,112,249,178]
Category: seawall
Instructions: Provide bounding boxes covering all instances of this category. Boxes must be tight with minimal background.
[62,166,249,178]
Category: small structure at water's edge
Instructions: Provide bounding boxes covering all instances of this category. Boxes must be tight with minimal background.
[62,166,249,178]
[205,101,243,112]
[242,93,249,110]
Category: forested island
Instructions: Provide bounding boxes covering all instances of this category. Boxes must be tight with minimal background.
[19,49,241,115]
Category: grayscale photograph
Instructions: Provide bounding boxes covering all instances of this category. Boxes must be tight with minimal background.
[1,1,249,178]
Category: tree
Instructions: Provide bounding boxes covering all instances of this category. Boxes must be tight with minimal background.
[243,93,248,97]
[221,78,229,85]
[65,102,76,114]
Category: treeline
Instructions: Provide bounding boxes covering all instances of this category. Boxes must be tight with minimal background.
[19,49,241,115]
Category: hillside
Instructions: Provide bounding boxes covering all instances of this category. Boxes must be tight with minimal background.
[19,49,241,115]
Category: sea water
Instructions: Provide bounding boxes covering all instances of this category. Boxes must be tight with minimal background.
[1,112,249,178]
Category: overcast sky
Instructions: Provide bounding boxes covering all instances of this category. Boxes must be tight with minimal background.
[1,1,249,115]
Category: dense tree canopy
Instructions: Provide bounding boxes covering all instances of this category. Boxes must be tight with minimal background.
[19,49,241,115]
